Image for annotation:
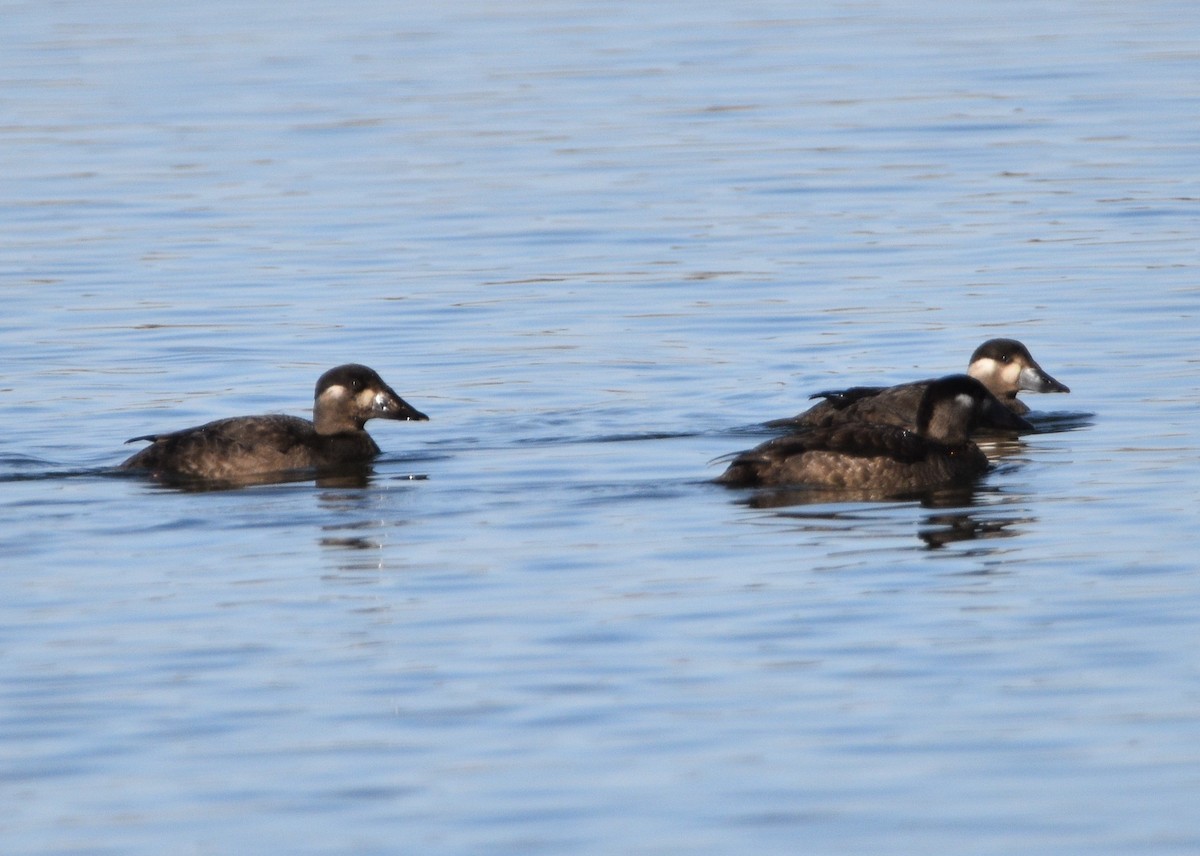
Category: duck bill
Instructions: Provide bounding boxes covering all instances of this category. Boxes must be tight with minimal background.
[1018,363,1070,394]
[978,394,1034,432]
[374,387,429,421]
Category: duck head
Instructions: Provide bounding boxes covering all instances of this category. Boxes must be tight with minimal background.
[968,338,1070,403]
[312,363,428,434]
[916,374,1030,443]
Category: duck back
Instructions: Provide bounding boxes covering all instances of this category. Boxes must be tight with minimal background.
[769,382,924,431]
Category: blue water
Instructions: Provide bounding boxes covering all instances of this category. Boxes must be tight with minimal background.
[3,1,1200,854]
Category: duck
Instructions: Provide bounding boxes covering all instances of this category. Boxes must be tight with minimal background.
[718,374,1024,492]
[120,364,428,482]
[768,338,1069,432]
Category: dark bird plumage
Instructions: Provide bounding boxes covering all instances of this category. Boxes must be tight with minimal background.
[120,364,427,483]
[719,375,1017,492]
[768,338,1068,432]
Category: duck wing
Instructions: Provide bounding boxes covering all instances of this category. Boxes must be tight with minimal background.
[768,381,929,431]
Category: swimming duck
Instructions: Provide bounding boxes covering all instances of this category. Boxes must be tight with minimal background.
[120,364,427,481]
[959,338,1070,414]
[769,338,1069,432]
[719,374,1024,492]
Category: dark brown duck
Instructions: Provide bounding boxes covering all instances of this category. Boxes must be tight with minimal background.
[770,338,1069,432]
[719,375,1024,492]
[120,364,427,481]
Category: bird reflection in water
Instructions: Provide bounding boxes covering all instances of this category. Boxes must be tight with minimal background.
[732,482,1031,550]
[315,474,428,571]
[917,508,1029,549]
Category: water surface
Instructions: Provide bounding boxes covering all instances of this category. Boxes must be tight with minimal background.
[3,2,1200,854]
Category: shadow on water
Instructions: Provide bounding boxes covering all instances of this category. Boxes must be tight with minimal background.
[732,482,986,510]
[0,468,103,484]
[317,512,394,554]
[916,508,1031,550]
[730,485,1034,551]
[0,455,114,486]
[1028,410,1095,434]
[311,484,432,572]
[124,464,432,493]
[0,454,432,493]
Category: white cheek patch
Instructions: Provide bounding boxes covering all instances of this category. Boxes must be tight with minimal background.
[974,358,1000,379]
[354,389,389,409]
[321,384,350,401]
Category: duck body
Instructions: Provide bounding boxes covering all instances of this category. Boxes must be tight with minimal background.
[120,364,427,482]
[719,420,988,492]
[768,338,1067,432]
[720,375,1010,492]
[120,414,387,480]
